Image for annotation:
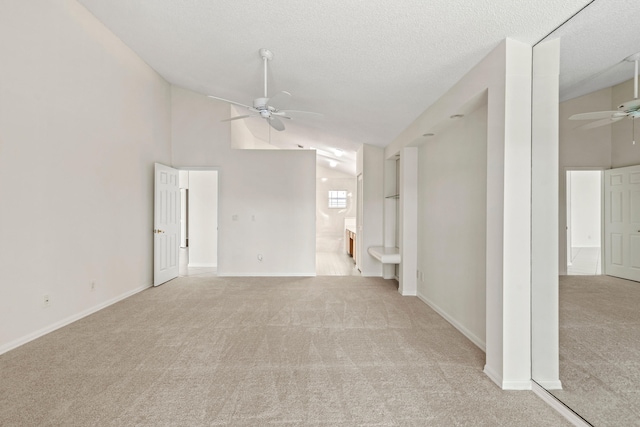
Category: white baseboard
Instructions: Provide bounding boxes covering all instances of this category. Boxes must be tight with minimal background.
[484,364,533,390]
[502,380,533,390]
[187,263,217,268]
[531,382,591,427]
[417,292,486,352]
[219,273,317,277]
[484,364,503,388]
[0,283,151,356]
[535,379,563,390]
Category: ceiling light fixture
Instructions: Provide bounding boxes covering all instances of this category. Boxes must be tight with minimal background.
[329,160,337,168]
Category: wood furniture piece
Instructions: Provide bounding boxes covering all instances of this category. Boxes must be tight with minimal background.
[346,228,356,260]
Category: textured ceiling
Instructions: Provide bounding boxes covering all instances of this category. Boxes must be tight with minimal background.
[77,0,599,174]
[543,0,640,102]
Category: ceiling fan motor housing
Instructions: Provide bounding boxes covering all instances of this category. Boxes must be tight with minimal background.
[253,97,268,110]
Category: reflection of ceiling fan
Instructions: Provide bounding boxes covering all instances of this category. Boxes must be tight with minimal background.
[569,53,640,130]
[207,48,321,132]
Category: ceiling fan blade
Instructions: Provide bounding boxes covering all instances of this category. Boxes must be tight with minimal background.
[569,111,621,120]
[274,110,324,118]
[576,116,625,130]
[268,116,285,131]
[207,95,252,109]
[221,115,252,122]
[267,91,291,109]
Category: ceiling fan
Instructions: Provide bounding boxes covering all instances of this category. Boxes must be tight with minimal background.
[207,48,321,132]
[569,53,640,131]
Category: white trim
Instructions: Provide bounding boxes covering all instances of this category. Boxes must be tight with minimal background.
[501,380,533,390]
[0,284,151,356]
[217,273,316,277]
[186,263,217,268]
[483,364,503,388]
[417,292,486,351]
[531,382,591,427]
[534,379,563,390]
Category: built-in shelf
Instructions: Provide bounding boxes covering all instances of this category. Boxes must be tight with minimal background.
[368,246,401,264]
[385,194,399,199]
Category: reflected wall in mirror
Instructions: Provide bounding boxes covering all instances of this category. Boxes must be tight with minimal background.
[532,0,640,425]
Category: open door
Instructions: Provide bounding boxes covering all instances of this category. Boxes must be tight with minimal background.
[604,164,640,281]
[154,163,180,286]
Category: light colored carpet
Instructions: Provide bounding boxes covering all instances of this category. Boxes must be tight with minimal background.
[551,275,640,426]
[0,276,570,426]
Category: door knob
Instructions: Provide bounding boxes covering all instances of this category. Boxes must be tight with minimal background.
[154,229,165,234]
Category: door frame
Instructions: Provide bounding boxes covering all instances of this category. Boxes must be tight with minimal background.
[561,166,604,275]
[175,166,220,273]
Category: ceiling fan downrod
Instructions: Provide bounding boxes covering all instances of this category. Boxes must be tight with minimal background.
[634,59,637,145]
[625,53,640,100]
[623,53,640,145]
[260,48,273,98]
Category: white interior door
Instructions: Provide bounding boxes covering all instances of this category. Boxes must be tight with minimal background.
[604,165,640,281]
[154,163,180,286]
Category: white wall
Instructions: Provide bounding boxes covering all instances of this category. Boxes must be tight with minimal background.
[398,147,418,295]
[188,171,219,267]
[384,39,533,389]
[0,0,172,352]
[316,166,356,253]
[417,104,488,350]
[171,86,317,276]
[569,171,601,248]
[356,144,384,277]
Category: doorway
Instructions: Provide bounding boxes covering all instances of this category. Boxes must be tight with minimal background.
[566,169,602,275]
[314,166,359,276]
[179,169,219,277]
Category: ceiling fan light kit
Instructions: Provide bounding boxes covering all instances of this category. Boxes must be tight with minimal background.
[207,48,321,132]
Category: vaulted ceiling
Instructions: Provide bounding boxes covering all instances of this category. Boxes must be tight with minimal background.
[77,0,635,174]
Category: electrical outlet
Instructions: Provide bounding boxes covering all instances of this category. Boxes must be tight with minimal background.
[43,294,51,307]
[91,280,96,291]
[257,254,263,262]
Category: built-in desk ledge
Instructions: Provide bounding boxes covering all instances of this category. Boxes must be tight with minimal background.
[368,246,401,264]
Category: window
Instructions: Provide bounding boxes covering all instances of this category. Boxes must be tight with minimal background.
[328,190,347,208]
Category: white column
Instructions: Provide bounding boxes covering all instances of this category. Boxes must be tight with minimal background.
[484,39,533,389]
